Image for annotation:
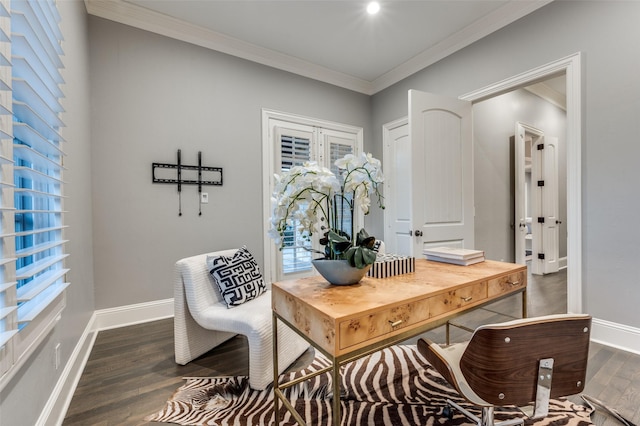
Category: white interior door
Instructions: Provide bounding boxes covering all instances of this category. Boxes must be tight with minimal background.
[540,136,560,274]
[529,134,560,275]
[382,118,412,256]
[514,126,527,265]
[408,90,474,255]
[515,122,544,265]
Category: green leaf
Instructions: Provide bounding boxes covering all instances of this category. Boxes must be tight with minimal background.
[328,229,350,243]
[355,228,376,249]
[328,229,352,256]
[354,249,364,269]
[345,248,356,264]
[356,228,370,245]
[332,241,351,255]
[362,247,377,265]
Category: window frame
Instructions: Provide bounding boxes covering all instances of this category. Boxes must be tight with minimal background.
[261,109,364,284]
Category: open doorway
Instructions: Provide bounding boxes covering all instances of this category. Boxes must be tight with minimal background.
[383,53,582,313]
[383,77,567,268]
[473,83,565,274]
[463,53,582,313]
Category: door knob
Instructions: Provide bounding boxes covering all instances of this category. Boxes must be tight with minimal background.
[414,230,423,237]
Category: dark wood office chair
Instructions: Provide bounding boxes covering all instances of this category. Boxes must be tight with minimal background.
[418,313,592,426]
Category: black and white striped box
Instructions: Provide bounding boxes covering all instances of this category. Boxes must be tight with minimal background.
[367,255,415,278]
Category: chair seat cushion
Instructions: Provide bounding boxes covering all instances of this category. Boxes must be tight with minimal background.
[207,246,267,308]
[195,291,272,332]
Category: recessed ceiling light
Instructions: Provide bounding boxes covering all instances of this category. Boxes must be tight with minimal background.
[366,1,380,15]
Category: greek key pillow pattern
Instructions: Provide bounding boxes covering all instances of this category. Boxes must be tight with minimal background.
[206,246,267,308]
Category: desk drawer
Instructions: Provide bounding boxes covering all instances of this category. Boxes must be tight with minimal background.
[339,297,430,350]
[429,282,487,318]
[487,270,526,297]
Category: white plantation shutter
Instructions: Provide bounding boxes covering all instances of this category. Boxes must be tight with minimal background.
[0,0,14,377]
[329,143,353,171]
[270,120,360,280]
[0,0,67,382]
[280,133,311,172]
[275,126,314,275]
[327,134,355,238]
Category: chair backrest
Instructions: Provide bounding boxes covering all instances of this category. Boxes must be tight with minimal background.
[175,249,238,320]
[460,313,591,406]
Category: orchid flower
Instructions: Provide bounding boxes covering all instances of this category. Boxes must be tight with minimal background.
[268,152,385,267]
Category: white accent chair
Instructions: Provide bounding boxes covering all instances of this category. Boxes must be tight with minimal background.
[174,249,309,390]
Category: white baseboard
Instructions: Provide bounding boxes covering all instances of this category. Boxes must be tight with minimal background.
[38,313,98,426]
[559,256,567,270]
[93,298,174,331]
[42,299,175,425]
[591,317,640,356]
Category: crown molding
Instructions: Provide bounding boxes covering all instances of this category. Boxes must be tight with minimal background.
[525,82,567,111]
[371,0,553,93]
[85,0,373,94]
[85,0,553,96]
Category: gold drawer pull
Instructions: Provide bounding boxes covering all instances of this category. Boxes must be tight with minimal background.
[461,296,473,302]
[389,319,403,327]
[508,281,520,286]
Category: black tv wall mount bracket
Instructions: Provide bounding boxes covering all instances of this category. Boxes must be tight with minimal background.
[152,149,223,216]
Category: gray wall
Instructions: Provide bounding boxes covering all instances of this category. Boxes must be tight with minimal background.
[473,88,567,262]
[88,17,372,309]
[5,1,640,423]
[0,1,95,425]
[371,0,640,327]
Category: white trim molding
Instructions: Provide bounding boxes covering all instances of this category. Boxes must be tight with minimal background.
[93,298,174,331]
[85,0,551,95]
[525,81,567,111]
[461,52,583,315]
[382,116,408,252]
[37,314,98,426]
[86,0,371,94]
[559,256,567,270]
[592,318,640,356]
[38,299,175,426]
[372,0,553,94]
[261,109,364,284]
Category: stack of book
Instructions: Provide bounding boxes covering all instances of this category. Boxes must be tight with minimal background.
[423,247,485,266]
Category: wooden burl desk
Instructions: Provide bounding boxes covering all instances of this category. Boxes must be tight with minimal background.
[272,259,527,425]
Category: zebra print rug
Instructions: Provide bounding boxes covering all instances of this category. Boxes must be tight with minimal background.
[145,345,593,425]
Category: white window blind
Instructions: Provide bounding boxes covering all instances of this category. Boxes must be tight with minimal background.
[0,0,14,378]
[272,122,356,280]
[0,0,67,382]
[277,129,313,275]
[329,140,354,238]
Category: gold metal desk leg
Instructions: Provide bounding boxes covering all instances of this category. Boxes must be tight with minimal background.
[273,312,281,425]
[332,360,341,425]
[522,289,528,318]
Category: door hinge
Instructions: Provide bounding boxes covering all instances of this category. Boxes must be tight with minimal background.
[537,180,544,186]
[538,217,545,223]
[538,253,545,260]
[537,143,544,150]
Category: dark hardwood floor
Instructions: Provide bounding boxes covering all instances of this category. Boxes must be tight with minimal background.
[63,268,640,425]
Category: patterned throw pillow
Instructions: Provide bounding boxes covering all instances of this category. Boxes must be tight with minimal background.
[206,246,267,308]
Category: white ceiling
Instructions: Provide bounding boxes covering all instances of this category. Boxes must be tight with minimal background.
[85,0,553,95]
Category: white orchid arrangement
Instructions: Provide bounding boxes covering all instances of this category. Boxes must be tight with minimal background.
[269,152,385,269]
